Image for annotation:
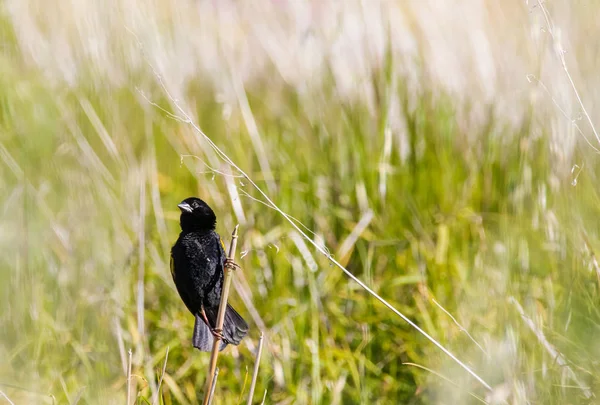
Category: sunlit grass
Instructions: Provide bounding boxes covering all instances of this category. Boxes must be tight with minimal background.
[1,1,600,404]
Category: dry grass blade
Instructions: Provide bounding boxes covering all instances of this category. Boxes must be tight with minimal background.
[402,363,489,405]
[207,368,219,405]
[246,332,265,405]
[534,0,600,148]
[0,383,56,404]
[431,298,489,358]
[0,390,16,405]
[114,319,128,375]
[526,74,600,154]
[137,176,147,340]
[202,225,240,405]
[336,210,374,262]
[509,297,592,399]
[260,389,267,405]
[231,72,276,194]
[126,349,133,405]
[152,346,169,405]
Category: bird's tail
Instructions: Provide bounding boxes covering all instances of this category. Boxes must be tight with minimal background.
[222,303,249,345]
[193,304,249,351]
[192,314,226,352]
[204,304,249,347]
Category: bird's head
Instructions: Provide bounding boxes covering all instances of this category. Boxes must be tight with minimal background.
[177,197,217,232]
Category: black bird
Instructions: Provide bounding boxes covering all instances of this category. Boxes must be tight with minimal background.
[170,197,248,351]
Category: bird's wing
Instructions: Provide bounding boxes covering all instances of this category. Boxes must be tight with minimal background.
[170,252,176,282]
[220,237,226,256]
[188,233,222,291]
[173,232,224,316]
[172,232,225,317]
[199,233,226,303]
[170,245,198,315]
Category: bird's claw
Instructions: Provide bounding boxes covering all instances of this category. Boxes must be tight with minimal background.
[224,258,240,271]
[211,328,225,340]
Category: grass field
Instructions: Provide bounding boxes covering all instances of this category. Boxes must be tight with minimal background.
[1,1,600,404]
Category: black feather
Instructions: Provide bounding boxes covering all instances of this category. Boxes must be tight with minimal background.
[170,197,249,351]
[205,304,249,346]
[192,314,226,352]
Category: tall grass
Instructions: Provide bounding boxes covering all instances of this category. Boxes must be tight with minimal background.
[1,1,600,404]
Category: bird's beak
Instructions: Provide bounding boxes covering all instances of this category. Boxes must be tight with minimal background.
[177,202,193,213]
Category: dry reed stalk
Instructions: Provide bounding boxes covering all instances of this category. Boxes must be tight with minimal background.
[202,225,240,405]
[246,332,264,405]
[207,367,219,405]
[126,349,133,405]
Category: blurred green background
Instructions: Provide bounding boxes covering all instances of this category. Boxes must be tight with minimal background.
[1,1,600,404]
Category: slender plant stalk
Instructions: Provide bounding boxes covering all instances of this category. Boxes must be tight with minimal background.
[202,225,240,405]
[534,0,600,148]
[246,332,264,405]
[126,349,132,405]
[207,367,219,405]
[152,346,169,405]
[0,390,16,405]
[260,390,267,405]
[509,297,592,399]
